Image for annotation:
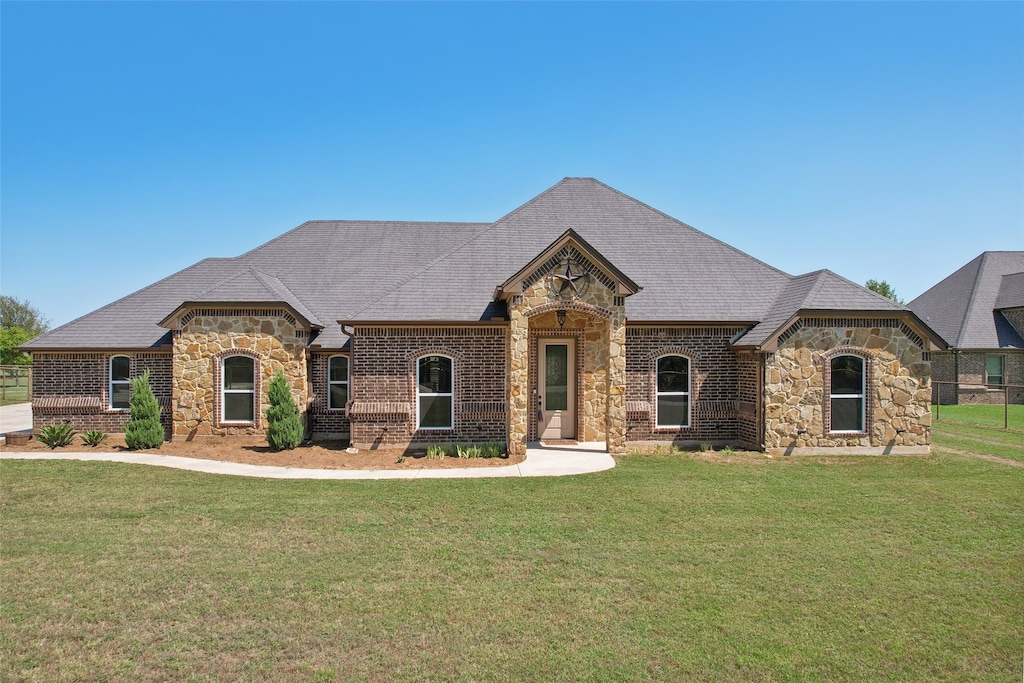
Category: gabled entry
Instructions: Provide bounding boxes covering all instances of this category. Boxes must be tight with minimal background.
[538,338,576,439]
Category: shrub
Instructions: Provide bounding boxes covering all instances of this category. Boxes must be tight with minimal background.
[265,372,303,451]
[456,443,482,458]
[80,430,108,447]
[124,370,164,450]
[36,423,75,449]
[478,442,506,458]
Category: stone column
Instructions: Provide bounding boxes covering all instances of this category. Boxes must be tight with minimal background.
[605,306,627,454]
[507,299,529,457]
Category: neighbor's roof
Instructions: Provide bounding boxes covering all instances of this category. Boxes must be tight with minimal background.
[24,178,934,351]
[908,251,1024,349]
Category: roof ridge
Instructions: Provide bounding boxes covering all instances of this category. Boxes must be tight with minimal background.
[960,252,992,345]
[25,258,237,345]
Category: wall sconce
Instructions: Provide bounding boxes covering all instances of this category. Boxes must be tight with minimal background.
[557,309,567,328]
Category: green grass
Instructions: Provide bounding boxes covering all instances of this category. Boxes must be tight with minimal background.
[2,435,1022,681]
[932,402,1024,429]
[0,383,29,407]
[932,420,1024,464]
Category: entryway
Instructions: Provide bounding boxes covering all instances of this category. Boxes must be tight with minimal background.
[538,338,576,440]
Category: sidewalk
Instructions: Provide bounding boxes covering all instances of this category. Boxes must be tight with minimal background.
[0,441,616,480]
[0,402,32,436]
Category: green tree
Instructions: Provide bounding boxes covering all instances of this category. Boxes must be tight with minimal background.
[0,295,51,364]
[265,371,303,451]
[865,279,905,305]
[124,371,164,449]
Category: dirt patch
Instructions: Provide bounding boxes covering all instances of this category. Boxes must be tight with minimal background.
[1,434,523,471]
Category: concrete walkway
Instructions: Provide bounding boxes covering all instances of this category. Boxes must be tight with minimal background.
[0,441,616,480]
[0,402,32,435]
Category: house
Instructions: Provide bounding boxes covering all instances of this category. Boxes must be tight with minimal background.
[908,251,1024,405]
[23,178,946,456]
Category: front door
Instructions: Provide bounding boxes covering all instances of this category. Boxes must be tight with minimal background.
[538,339,576,440]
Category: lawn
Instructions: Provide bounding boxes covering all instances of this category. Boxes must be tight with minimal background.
[2,436,1022,681]
[932,402,1024,430]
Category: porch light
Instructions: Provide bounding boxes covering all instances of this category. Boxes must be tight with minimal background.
[557,309,567,328]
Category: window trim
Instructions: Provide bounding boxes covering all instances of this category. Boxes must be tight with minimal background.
[828,354,866,434]
[221,354,256,424]
[327,355,350,411]
[416,354,454,431]
[655,353,691,429]
[986,354,1005,388]
[109,355,131,411]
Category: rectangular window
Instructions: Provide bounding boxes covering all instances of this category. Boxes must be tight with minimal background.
[328,356,349,410]
[110,356,130,410]
[656,355,690,428]
[830,355,865,432]
[418,355,453,429]
[222,356,255,423]
[987,355,1004,387]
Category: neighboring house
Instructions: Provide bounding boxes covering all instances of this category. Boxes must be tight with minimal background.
[23,178,945,455]
[908,251,1024,405]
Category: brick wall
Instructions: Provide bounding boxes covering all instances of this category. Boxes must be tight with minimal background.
[31,352,172,436]
[309,352,351,438]
[624,326,747,446]
[348,326,507,450]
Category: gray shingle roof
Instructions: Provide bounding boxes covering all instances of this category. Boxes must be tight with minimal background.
[908,251,1024,349]
[25,178,935,352]
[734,269,909,348]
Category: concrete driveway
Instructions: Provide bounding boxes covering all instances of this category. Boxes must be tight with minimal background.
[0,402,32,436]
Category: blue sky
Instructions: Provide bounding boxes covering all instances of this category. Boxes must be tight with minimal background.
[2,1,1021,329]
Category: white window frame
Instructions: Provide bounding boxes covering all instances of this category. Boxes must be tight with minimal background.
[416,355,454,430]
[328,355,349,411]
[655,354,691,428]
[986,354,1005,388]
[829,354,865,433]
[221,355,256,424]
[110,355,131,410]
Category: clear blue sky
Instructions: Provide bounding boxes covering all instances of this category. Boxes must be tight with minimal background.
[2,1,1021,329]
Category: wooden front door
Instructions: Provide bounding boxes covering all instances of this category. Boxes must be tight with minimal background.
[538,339,576,440]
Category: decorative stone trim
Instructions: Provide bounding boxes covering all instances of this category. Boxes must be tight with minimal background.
[520,244,618,293]
[525,300,612,320]
[180,308,294,328]
[779,318,926,350]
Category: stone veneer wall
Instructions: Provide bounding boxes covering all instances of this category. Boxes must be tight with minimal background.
[31,352,172,435]
[763,321,932,454]
[624,326,748,447]
[309,352,351,438]
[172,312,308,437]
[348,326,507,450]
[508,273,625,455]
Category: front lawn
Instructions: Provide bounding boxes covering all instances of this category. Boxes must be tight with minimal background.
[2,439,1022,681]
[932,402,1024,430]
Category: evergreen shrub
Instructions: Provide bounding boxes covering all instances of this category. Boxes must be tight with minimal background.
[265,371,303,451]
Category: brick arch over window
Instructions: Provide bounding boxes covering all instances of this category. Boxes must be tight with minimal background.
[524,301,612,320]
[213,349,262,428]
[407,349,461,432]
[820,347,875,436]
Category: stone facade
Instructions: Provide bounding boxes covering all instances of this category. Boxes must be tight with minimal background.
[507,260,627,456]
[171,310,309,437]
[31,352,172,435]
[762,319,932,455]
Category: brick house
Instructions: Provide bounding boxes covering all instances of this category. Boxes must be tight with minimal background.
[908,251,1024,405]
[23,178,946,456]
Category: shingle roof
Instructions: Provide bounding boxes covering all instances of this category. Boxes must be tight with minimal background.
[25,178,933,352]
[908,251,1024,349]
[734,269,909,348]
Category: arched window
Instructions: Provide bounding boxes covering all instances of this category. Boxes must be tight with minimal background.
[417,355,453,430]
[110,356,131,410]
[328,356,349,410]
[830,355,865,432]
[656,355,690,428]
[222,355,256,423]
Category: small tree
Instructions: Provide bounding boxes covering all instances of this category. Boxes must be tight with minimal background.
[124,370,164,449]
[865,279,905,304]
[265,371,303,451]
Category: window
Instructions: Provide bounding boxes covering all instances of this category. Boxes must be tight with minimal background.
[328,356,349,410]
[417,355,453,429]
[987,355,1004,387]
[830,355,865,432]
[656,355,690,428]
[222,356,255,423]
[110,356,130,409]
